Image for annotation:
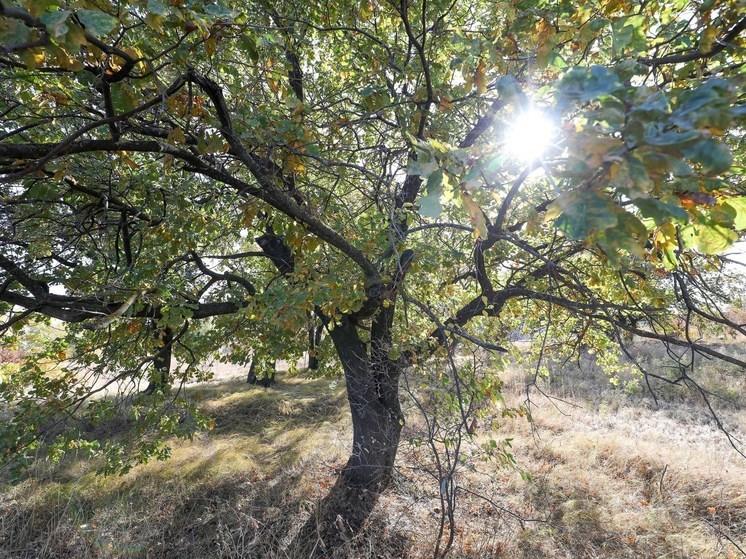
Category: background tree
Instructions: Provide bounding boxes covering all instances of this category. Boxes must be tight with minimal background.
[1,0,745,551]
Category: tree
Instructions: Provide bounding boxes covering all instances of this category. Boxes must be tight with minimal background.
[1,0,745,552]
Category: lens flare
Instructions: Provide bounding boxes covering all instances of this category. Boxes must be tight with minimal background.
[506,108,558,163]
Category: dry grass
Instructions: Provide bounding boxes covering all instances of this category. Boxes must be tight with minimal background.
[0,374,351,559]
[488,390,746,558]
[1,348,745,558]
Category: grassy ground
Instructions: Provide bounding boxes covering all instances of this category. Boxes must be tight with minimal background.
[1,346,744,558]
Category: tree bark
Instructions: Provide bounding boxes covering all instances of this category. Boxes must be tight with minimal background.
[144,326,172,394]
[293,315,403,555]
[308,316,323,371]
[246,356,276,387]
[331,316,403,489]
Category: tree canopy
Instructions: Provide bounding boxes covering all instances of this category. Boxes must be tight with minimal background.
[1,0,745,551]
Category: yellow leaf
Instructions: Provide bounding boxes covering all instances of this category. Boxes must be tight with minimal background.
[168,127,186,145]
[525,212,542,236]
[360,0,373,21]
[121,46,142,59]
[121,156,139,170]
[205,36,217,56]
[61,57,84,72]
[284,154,305,174]
[20,49,45,69]
[66,23,87,50]
[544,200,564,222]
[474,60,487,94]
[568,136,624,170]
[241,204,258,227]
[461,191,488,239]
[52,92,70,105]
[609,161,620,181]
[463,74,474,92]
[534,19,556,68]
[699,26,718,53]
[267,77,280,94]
[145,13,163,33]
[438,96,453,111]
[305,237,321,251]
[602,0,628,15]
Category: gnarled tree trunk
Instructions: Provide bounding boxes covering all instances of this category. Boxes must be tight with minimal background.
[293,314,404,555]
[332,317,403,489]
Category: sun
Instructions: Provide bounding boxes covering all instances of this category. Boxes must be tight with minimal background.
[505,108,558,163]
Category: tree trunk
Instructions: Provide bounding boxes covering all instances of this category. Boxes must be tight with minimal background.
[246,356,276,387]
[144,326,172,394]
[307,310,324,370]
[308,321,323,371]
[293,315,403,555]
[332,316,403,489]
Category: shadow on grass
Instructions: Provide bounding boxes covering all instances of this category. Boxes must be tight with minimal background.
[0,373,378,559]
[60,373,348,475]
[201,375,348,438]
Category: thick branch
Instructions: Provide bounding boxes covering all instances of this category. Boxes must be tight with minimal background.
[0,253,49,299]
[185,69,379,279]
[459,100,505,149]
[1,289,242,323]
[189,251,256,295]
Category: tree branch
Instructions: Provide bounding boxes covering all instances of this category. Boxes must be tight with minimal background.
[188,251,256,295]
[639,16,746,66]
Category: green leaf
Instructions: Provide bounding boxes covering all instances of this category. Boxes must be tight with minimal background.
[680,220,738,254]
[643,127,700,148]
[496,75,525,104]
[682,139,733,175]
[552,190,619,239]
[588,18,609,33]
[625,156,653,191]
[721,197,746,230]
[672,79,732,130]
[419,170,445,218]
[633,198,688,226]
[40,10,71,38]
[109,82,138,113]
[611,18,634,55]
[76,9,118,37]
[556,66,624,104]
[407,152,438,177]
[204,4,235,18]
[0,18,31,46]
[596,210,647,263]
[611,15,646,57]
[631,90,670,117]
[146,0,170,15]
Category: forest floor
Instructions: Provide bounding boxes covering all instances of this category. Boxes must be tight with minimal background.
[1,342,745,558]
